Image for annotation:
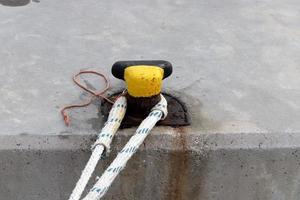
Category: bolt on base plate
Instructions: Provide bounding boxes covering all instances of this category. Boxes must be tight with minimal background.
[101,92,190,129]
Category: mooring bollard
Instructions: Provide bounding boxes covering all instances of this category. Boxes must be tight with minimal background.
[62,60,188,199]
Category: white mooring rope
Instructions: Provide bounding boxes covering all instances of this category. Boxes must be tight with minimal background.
[68,96,127,200]
[82,95,168,200]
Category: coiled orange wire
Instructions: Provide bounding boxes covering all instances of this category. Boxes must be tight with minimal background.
[60,70,115,126]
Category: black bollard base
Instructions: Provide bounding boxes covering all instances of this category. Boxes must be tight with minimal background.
[101,92,190,129]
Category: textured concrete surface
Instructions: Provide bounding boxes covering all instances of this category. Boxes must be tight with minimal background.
[1,0,300,199]
[2,132,300,200]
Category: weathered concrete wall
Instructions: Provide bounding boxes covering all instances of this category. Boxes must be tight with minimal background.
[1,130,300,200]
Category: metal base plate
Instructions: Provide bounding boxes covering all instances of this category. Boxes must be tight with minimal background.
[101,93,190,129]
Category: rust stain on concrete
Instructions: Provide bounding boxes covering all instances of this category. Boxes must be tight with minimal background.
[165,127,189,200]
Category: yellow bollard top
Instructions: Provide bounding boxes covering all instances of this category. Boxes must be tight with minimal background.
[124,65,164,97]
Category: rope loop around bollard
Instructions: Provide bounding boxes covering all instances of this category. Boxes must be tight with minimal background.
[82,94,167,200]
[68,94,168,200]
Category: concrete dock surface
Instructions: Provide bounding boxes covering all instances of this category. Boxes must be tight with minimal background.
[1,0,300,199]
